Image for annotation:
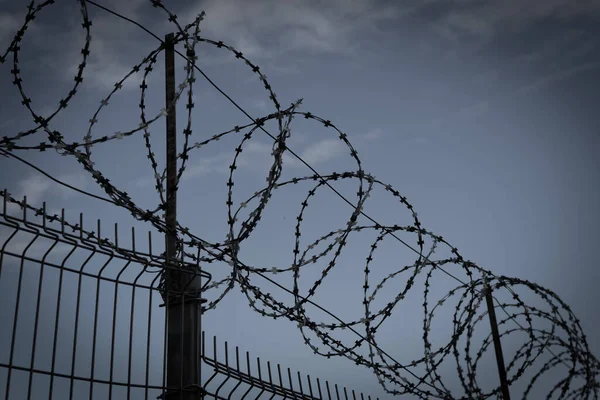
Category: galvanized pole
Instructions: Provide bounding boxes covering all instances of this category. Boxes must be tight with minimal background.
[484,280,511,400]
[164,32,204,400]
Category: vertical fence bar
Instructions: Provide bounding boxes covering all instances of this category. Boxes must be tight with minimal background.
[484,280,511,400]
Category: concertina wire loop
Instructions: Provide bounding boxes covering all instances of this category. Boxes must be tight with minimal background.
[0,1,598,398]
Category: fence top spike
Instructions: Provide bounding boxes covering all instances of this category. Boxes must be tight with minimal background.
[287,367,294,390]
[131,225,136,250]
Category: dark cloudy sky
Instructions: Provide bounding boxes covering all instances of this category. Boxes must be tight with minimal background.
[0,0,599,399]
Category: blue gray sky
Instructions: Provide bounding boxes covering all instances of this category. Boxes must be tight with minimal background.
[1,0,599,398]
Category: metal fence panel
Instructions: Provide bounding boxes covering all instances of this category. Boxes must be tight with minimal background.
[0,193,378,400]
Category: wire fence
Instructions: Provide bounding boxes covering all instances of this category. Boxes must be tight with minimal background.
[1,0,599,399]
[0,193,378,399]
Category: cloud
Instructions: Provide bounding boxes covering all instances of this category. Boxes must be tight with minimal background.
[253,99,269,112]
[146,138,350,177]
[72,53,147,92]
[429,58,600,128]
[16,0,159,93]
[65,14,152,92]
[0,0,407,92]
[471,69,499,87]
[13,172,89,207]
[265,62,301,76]
[2,171,89,220]
[428,0,600,47]
[513,60,600,97]
[364,128,386,142]
[134,141,276,186]
[0,224,74,258]
[294,138,347,166]
[181,0,404,61]
[516,29,585,65]
[478,0,600,21]
[567,40,596,59]
[13,174,53,207]
[0,11,21,45]
[134,156,229,187]
[440,11,494,39]
[0,116,16,130]
[411,136,429,145]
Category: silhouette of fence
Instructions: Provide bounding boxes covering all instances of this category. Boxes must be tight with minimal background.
[1,0,599,398]
[0,193,378,399]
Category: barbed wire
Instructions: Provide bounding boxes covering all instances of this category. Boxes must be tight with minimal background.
[0,0,598,398]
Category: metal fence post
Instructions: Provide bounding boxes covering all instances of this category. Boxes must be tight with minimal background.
[164,32,205,400]
[484,279,511,400]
